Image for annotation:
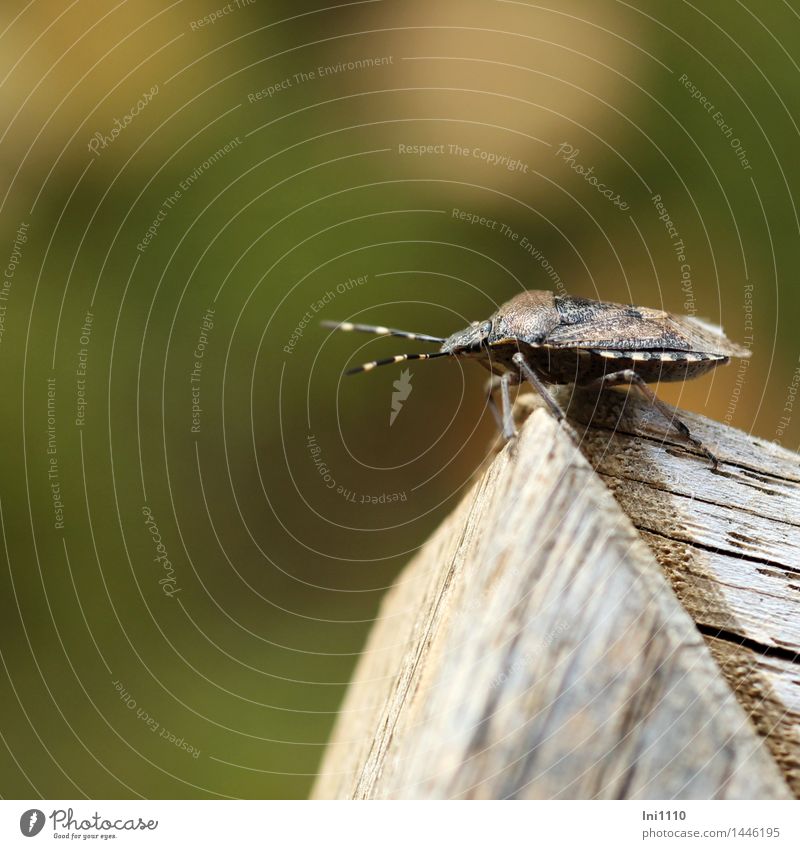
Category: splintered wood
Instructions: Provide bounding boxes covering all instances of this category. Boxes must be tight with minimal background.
[314,389,798,799]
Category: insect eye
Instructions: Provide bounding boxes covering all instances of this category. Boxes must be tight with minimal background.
[474,321,492,348]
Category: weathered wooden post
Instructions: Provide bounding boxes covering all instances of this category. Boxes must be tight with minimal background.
[314,388,799,799]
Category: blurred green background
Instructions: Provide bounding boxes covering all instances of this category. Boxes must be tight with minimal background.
[0,0,798,799]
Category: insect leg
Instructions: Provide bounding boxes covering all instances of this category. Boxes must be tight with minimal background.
[484,374,517,439]
[598,369,719,468]
[499,372,517,439]
[484,375,503,431]
[511,352,564,422]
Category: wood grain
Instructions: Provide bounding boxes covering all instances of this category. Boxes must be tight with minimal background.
[314,389,797,799]
[564,385,800,796]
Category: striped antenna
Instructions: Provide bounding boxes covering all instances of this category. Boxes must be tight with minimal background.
[346,351,451,376]
[321,320,445,345]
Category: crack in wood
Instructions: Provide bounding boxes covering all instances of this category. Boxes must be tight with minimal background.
[697,623,800,666]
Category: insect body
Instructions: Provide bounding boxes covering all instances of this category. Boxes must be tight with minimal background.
[323,290,751,466]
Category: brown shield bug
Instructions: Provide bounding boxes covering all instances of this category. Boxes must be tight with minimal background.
[322,290,751,467]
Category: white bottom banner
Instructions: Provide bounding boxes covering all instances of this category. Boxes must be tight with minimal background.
[1,799,797,848]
